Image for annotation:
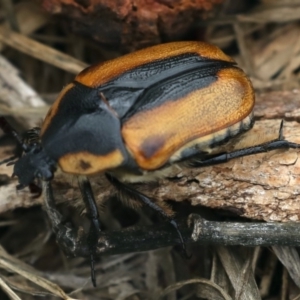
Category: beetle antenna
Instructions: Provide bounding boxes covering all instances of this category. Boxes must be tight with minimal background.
[0,117,28,151]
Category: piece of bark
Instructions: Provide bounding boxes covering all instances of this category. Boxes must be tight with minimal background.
[255,90,300,120]
[40,0,223,52]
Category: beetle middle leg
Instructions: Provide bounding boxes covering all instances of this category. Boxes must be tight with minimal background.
[105,173,188,257]
[78,176,101,287]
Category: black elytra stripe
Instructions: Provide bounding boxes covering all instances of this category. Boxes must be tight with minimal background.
[99,53,233,89]
[122,61,236,121]
[94,53,236,119]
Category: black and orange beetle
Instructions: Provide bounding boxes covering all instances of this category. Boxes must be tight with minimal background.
[1,41,299,286]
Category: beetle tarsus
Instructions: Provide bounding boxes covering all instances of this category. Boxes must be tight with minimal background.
[86,221,100,287]
[279,120,284,140]
[90,253,96,287]
[87,221,98,287]
[169,219,190,259]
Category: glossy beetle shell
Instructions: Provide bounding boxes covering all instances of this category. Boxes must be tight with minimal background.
[40,41,255,176]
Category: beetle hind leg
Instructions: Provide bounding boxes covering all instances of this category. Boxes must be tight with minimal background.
[105,173,189,258]
[189,120,300,168]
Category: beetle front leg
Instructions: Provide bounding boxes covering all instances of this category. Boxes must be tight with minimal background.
[42,180,87,256]
[42,178,101,286]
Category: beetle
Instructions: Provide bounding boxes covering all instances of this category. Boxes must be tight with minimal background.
[1,41,299,286]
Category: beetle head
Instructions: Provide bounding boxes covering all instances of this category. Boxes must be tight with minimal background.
[13,144,56,189]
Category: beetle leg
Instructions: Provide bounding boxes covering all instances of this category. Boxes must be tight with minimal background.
[105,173,189,257]
[42,180,84,256]
[43,179,100,286]
[77,176,101,287]
[189,121,300,168]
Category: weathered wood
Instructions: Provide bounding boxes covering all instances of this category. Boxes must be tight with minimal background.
[1,118,300,222]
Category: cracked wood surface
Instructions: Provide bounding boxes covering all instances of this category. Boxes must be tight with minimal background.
[1,90,300,222]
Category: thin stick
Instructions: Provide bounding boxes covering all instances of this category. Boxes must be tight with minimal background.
[67,214,300,257]
[0,28,88,74]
